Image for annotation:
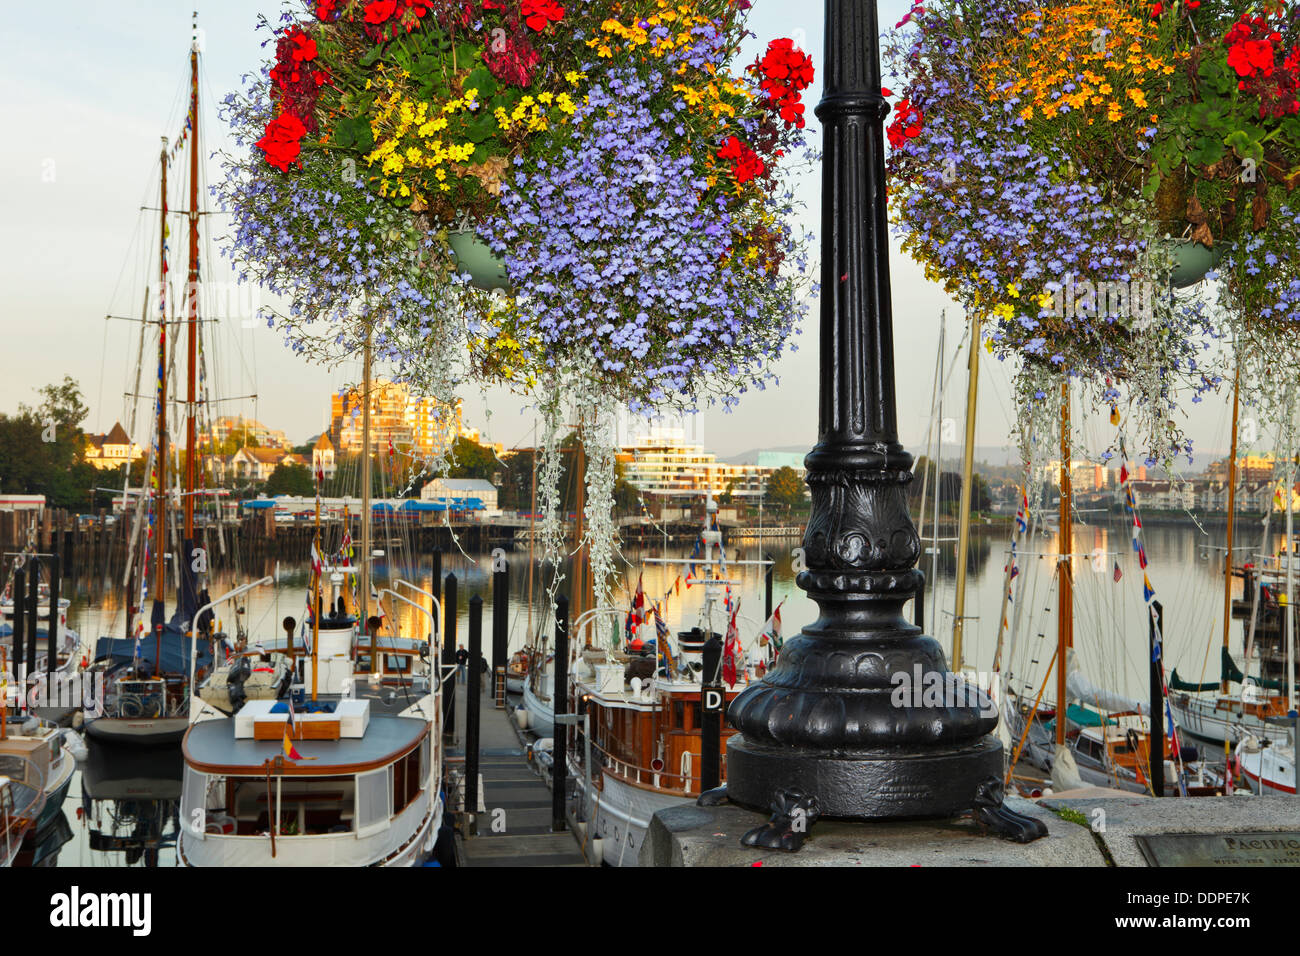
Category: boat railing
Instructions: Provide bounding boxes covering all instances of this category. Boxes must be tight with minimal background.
[577,732,726,795]
[188,576,274,714]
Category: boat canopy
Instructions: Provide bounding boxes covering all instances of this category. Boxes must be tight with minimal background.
[1170,646,1286,693]
[94,625,212,676]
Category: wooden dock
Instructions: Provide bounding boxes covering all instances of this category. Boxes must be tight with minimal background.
[450,680,589,867]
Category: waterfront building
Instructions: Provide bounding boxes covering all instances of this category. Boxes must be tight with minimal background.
[329,380,503,460]
[618,427,799,500]
[313,432,337,479]
[206,414,293,451]
[211,447,311,484]
[419,477,499,512]
[83,422,143,471]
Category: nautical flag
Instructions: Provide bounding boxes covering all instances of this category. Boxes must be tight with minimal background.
[1009,563,1020,581]
[722,606,740,688]
[634,573,646,622]
[625,609,635,642]
[310,541,324,575]
[283,724,303,761]
[685,571,694,589]
[1113,561,1122,582]
[287,695,296,734]
[1120,464,1128,484]
[673,576,681,596]
[1143,574,1155,603]
[1124,486,1135,513]
[1110,406,1120,426]
[1138,545,1147,569]
[653,605,674,676]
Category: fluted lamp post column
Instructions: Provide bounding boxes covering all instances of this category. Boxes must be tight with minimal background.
[717,0,1045,845]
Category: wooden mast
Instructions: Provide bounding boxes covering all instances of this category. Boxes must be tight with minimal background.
[952,313,981,672]
[1056,380,1073,748]
[1220,357,1242,694]
[527,430,536,644]
[361,323,373,662]
[183,20,200,547]
[153,138,169,621]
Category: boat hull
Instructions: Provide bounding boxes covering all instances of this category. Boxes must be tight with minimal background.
[1168,693,1291,746]
[84,716,189,746]
[573,764,691,867]
[522,679,553,737]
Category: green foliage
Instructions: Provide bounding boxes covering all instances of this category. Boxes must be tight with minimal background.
[446,436,498,481]
[265,463,316,497]
[0,378,99,509]
[764,466,806,513]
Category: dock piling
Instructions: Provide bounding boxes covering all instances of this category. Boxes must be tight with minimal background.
[442,571,457,742]
[466,594,483,835]
[492,558,508,708]
[552,594,568,833]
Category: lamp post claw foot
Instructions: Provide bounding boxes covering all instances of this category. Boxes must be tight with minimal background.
[739,789,820,853]
[970,777,1048,843]
[696,785,729,807]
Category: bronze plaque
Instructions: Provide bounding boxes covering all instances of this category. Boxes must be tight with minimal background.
[1137,832,1300,866]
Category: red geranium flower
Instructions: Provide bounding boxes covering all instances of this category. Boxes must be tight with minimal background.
[718,136,765,184]
[754,38,815,129]
[521,0,563,31]
[256,113,307,172]
[364,0,398,24]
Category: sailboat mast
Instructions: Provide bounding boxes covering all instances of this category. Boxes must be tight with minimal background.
[1286,397,1296,713]
[154,139,169,607]
[952,313,981,672]
[183,24,200,542]
[528,429,536,643]
[360,324,373,640]
[1220,357,1241,694]
[930,315,945,630]
[1056,380,1073,748]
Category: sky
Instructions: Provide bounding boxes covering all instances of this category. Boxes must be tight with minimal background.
[0,0,1245,468]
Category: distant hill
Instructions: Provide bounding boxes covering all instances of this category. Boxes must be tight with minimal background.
[723,443,1021,468]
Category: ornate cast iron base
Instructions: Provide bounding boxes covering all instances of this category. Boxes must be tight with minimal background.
[699,759,1048,853]
[724,735,1003,819]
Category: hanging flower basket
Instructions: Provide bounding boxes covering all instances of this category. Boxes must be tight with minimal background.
[447,230,510,293]
[1167,237,1226,290]
[883,0,1300,460]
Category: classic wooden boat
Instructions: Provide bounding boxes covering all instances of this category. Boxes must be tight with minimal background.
[179,605,442,866]
[506,648,531,695]
[565,499,770,866]
[0,753,44,868]
[0,719,76,832]
[569,660,748,866]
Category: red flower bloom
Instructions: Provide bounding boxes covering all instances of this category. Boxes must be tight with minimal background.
[256,112,307,172]
[483,29,541,87]
[754,38,815,130]
[364,0,398,24]
[521,0,564,32]
[886,97,923,148]
[718,136,765,184]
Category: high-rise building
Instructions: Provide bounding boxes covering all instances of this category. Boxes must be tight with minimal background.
[619,427,798,499]
[329,380,502,460]
[206,415,292,450]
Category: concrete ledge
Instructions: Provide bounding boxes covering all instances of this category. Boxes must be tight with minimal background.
[1039,793,1294,867]
[641,796,1103,866]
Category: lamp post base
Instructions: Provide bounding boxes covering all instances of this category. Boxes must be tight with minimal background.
[703,735,1048,850]
[724,734,1004,819]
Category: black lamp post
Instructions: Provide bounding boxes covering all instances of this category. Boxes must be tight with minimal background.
[718,0,1044,843]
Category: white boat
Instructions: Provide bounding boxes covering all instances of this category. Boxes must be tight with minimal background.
[1168,688,1293,747]
[178,572,444,866]
[567,498,768,866]
[522,654,555,737]
[0,718,76,832]
[1237,729,1300,795]
[0,752,44,867]
[1,574,70,621]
